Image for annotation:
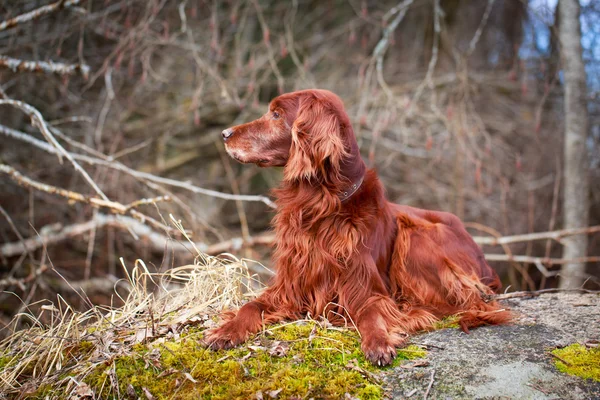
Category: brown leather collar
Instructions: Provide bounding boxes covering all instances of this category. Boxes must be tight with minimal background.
[339,175,364,202]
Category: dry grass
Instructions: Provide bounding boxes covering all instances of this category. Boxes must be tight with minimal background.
[0,216,263,397]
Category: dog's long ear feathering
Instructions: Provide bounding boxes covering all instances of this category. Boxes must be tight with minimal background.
[284,95,348,182]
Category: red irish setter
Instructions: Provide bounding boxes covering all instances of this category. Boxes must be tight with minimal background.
[205,89,509,365]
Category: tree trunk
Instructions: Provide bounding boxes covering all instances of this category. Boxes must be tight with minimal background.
[558,0,590,289]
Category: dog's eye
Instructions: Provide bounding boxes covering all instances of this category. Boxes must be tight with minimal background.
[272,111,280,120]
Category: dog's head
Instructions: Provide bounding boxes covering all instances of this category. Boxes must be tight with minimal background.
[222,89,352,181]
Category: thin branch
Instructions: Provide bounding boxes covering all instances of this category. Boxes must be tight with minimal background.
[372,0,415,103]
[0,0,83,32]
[2,164,127,213]
[483,254,600,265]
[251,0,285,93]
[0,214,275,258]
[0,205,35,263]
[48,275,129,295]
[0,163,175,234]
[466,0,495,56]
[407,0,441,116]
[472,226,600,246]
[0,56,90,79]
[467,222,536,291]
[423,369,435,400]
[0,123,277,208]
[0,100,108,200]
[493,288,600,300]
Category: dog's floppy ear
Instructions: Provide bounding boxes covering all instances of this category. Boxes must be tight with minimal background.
[284,96,347,181]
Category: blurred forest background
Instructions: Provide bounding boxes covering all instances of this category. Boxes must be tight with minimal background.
[0,0,598,336]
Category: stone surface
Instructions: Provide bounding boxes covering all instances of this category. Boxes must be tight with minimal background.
[382,292,600,399]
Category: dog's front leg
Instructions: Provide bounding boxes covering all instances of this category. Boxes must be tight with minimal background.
[341,255,413,366]
[203,296,276,350]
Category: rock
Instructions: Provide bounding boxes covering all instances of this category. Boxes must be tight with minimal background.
[382,292,600,399]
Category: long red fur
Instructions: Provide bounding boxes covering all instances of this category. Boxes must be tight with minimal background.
[206,89,510,365]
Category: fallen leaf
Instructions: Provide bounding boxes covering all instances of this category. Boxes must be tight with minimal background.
[268,341,289,357]
[157,368,178,378]
[142,387,156,400]
[248,345,267,352]
[69,382,94,399]
[400,360,429,369]
[126,384,136,399]
[132,328,154,344]
[267,388,283,398]
[184,372,198,383]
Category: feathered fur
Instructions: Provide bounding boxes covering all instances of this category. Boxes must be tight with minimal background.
[205,89,510,365]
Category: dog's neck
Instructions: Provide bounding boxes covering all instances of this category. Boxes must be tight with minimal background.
[338,174,364,202]
[278,120,367,206]
[337,131,366,202]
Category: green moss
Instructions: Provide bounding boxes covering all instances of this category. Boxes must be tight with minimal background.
[64,340,95,360]
[0,352,21,374]
[26,384,58,399]
[432,315,460,330]
[85,322,426,399]
[0,356,10,372]
[552,344,600,382]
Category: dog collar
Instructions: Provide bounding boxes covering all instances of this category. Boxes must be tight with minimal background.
[339,175,364,202]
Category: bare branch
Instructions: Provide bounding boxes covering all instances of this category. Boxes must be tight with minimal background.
[0,124,277,208]
[466,0,496,56]
[0,100,107,200]
[472,226,600,246]
[251,0,285,93]
[1,164,127,213]
[407,0,441,116]
[372,0,415,103]
[0,214,275,258]
[483,254,600,265]
[0,0,83,32]
[0,163,177,235]
[493,288,600,300]
[0,56,90,79]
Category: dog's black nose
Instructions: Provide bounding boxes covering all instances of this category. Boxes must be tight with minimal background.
[222,128,234,140]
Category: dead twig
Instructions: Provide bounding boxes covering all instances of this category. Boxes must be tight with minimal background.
[493,288,600,300]
[0,163,176,234]
[0,123,277,208]
[466,0,496,56]
[468,222,536,291]
[0,205,35,263]
[372,0,415,104]
[0,56,90,79]
[0,164,170,215]
[0,100,107,200]
[0,213,275,259]
[0,0,83,32]
[423,369,435,400]
[408,0,441,117]
[472,226,600,246]
[483,254,600,265]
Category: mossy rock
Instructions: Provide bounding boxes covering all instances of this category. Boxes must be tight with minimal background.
[552,344,600,382]
[85,322,425,400]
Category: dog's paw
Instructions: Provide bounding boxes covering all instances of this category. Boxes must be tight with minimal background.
[203,320,249,350]
[361,335,398,366]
